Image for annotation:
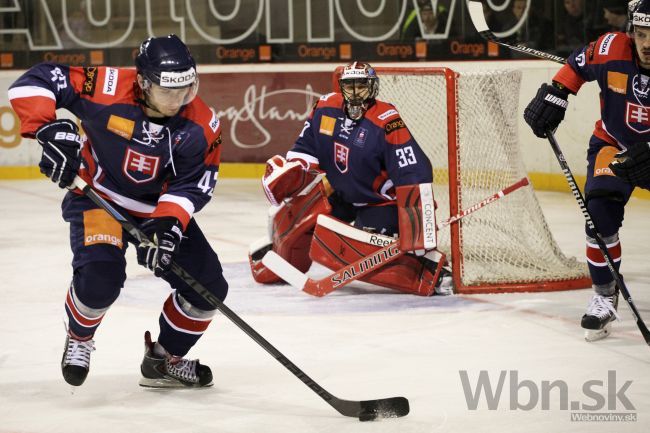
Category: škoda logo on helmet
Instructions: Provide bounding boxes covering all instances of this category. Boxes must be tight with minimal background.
[633,13,650,24]
[160,69,196,87]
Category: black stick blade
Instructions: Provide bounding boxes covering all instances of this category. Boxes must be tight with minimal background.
[333,396,410,420]
[467,0,566,64]
[361,397,410,419]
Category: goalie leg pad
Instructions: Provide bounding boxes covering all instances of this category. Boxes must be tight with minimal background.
[248,181,332,284]
[396,183,437,252]
[309,215,443,296]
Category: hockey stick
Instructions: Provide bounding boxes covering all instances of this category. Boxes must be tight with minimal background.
[545,131,650,346]
[70,176,409,420]
[263,177,530,296]
[467,1,566,65]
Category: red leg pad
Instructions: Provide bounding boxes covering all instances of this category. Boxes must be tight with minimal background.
[249,182,332,284]
[309,215,442,296]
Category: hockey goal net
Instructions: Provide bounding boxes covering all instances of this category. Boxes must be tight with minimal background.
[334,66,590,294]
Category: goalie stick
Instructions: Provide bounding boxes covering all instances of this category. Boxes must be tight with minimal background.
[263,177,530,296]
[69,176,409,420]
[467,1,565,65]
[545,131,650,346]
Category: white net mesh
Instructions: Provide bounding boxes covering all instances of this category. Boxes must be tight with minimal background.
[377,68,588,291]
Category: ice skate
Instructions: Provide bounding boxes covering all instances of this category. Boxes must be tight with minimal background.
[61,331,95,386]
[434,266,454,296]
[581,292,619,342]
[139,331,213,388]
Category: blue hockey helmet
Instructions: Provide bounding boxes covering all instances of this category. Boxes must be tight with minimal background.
[338,62,379,120]
[135,35,198,111]
[629,0,650,30]
[136,34,197,87]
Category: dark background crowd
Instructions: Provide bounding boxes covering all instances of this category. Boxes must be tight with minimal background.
[465,0,630,57]
[0,0,635,66]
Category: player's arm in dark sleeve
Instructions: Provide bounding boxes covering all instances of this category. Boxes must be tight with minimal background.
[8,63,88,137]
[383,117,433,187]
[150,108,223,230]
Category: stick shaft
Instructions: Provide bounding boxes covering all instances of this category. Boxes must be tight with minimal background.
[545,132,650,345]
[69,176,399,415]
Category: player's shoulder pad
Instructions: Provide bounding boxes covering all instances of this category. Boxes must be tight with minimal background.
[181,97,222,145]
[315,92,343,110]
[70,66,137,105]
[588,32,633,64]
[364,100,401,127]
[367,100,411,144]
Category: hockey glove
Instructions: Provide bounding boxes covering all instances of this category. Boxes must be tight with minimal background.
[136,217,183,277]
[34,119,82,188]
[609,142,650,185]
[523,83,569,138]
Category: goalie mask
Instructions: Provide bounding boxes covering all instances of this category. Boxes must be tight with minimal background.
[338,62,379,121]
[135,34,199,116]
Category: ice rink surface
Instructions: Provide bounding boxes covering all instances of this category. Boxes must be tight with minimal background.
[0,179,648,433]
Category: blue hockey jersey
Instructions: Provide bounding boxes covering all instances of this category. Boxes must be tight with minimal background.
[554,32,650,148]
[287,92,432,206]
[8,64,222,229]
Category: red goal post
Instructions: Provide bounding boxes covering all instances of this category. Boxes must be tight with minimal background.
[332,66,591,294]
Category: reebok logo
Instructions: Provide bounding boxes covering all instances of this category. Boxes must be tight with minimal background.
[368,235,395,247]
[103,67,118,95]
[544,94,568,108]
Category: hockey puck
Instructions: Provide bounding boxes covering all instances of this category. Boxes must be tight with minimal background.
[358,412,378,422]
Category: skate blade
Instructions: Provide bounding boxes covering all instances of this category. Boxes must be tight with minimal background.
[584,325,611,342]
[139,377,213,389]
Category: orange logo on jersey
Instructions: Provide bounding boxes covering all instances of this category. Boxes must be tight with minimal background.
[107,115,135,140]
[83,209,123,247]
[385,118,405,133]
[319,115,336,136]
[593,146,619,177]
[607,71,627,94]
[82,67,98,96]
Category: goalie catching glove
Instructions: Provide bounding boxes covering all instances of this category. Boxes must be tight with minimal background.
[262,155,321,206]
[609,142,650,185]
[137,217,183,277]
[34,119,82,189]
[524,82,569,138]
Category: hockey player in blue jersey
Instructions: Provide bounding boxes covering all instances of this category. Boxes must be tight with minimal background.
[524,0,650,341]
[8,35,226,387]
[250,62,453,296]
